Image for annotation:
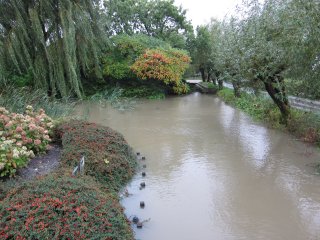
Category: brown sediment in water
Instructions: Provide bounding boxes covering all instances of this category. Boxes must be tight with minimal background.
[77,93,320,240]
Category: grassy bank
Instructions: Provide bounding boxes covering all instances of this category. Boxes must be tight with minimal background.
[218,88,320,145]
[0,120,137,239]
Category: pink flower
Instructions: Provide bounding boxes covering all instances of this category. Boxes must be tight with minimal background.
[39,127,45,134]
[4,121,13,128]
[34,139,41,145]
[16,141,22,147]
[27,138,33,143]
[28,124,36,131]
[43,135,51,141]
[16,126,23,132]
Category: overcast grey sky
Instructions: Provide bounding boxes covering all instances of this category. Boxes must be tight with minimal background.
[174,0,243,27]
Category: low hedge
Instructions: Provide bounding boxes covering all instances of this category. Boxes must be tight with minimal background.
[56,120,137,191]
[0,120,137,239]
[0,175,133,239]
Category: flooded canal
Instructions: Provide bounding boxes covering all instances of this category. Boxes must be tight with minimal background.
[80,93,320,240]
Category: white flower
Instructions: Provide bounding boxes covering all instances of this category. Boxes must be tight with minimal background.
[0,163,5,170]
[12,148,20,158]
[29,150,35,158]
[14,134,22,139]
[26,105,33,110]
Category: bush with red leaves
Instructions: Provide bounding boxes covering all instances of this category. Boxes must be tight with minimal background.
[56,120,137,191]
[0,175,133,239]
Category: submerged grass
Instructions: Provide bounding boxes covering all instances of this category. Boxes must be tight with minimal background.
[89,87,137,111]
[218,88,320,145]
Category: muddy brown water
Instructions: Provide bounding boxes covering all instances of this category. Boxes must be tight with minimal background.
[78,93,320,240]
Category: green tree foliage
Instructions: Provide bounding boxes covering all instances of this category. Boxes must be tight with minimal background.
[188,20,223,87]
[216,18,244,97]
[192,25,213,82]
[211,0,320,121]
[0,0,106,98]
[131,48,191,94]
[103,34,169,81]
[240,0,291,120]
[103,0,193,48]
[209,0,292,121]
[282,0,320,99]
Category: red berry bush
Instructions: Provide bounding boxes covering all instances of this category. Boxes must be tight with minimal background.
[0,175,133,239]
[56,120,137,191]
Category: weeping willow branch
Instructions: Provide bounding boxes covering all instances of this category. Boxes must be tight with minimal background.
[0,0,106,98]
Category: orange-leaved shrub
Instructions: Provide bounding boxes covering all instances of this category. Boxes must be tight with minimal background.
[131,48,191,94]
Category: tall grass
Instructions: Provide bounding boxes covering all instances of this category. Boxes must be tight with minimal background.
[89,87,137,111]
[0,85,75,118]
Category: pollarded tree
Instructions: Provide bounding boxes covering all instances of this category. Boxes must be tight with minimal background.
[131,48,191,94]
[207,19,223,87]
[0,0,106,98]
[281,0,320,99]
[217,18,244,97]
[238,0,291,121]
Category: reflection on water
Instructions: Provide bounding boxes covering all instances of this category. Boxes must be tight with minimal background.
[78,93,320,240]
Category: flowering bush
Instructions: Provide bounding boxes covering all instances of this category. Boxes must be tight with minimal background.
[0,106,54,177]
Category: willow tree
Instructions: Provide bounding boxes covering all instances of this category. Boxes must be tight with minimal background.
[0,0,106,98]
[217,18,245,97]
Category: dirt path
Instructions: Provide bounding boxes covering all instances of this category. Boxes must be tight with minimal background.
[17,144,61,180]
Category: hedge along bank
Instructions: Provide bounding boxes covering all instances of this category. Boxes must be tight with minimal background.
[56,120,137,191]
[0,120,137,239]
[0,175,134,239]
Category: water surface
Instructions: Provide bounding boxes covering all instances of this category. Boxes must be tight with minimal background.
[79,93,320,240]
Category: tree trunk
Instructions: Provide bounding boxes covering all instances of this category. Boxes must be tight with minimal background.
[263,78,290,123]
[199,67,205,82]
[232,80,241,97]
[212,76,217,85]
[207,71,212,82]
[218,80,223,90]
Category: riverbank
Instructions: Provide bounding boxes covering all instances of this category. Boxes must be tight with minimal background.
[218,88,320,148]
[0,120,137,239]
